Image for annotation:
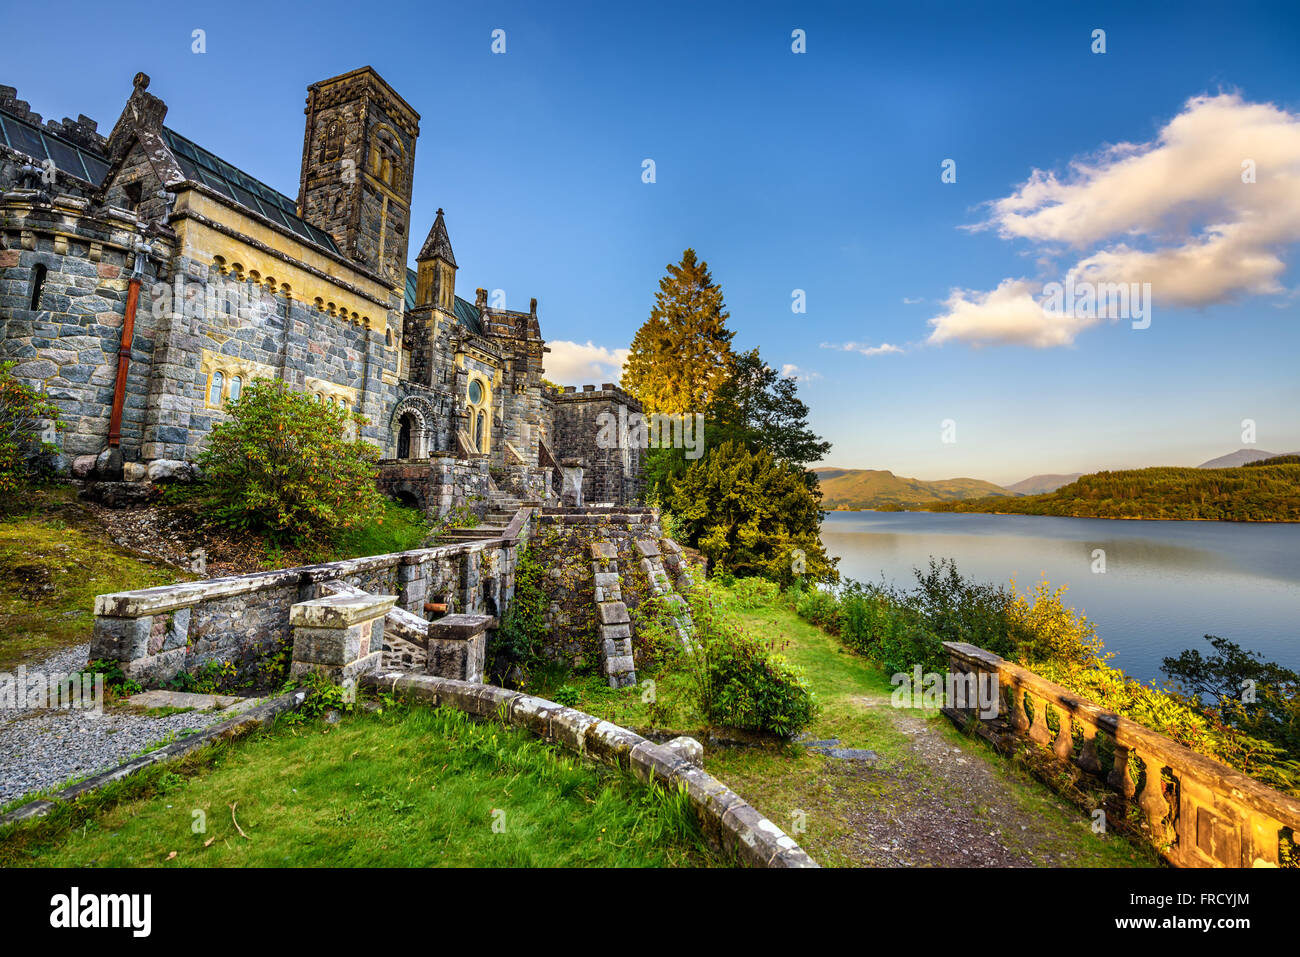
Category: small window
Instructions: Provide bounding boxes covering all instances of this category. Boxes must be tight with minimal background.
[475,410,485,450]
[29,264,47,310]
[228,376,241,402]
[319,119,344,164]
[208,371,224,406]
[468,379,483,405]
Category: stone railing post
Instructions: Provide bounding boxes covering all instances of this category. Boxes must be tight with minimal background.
[426,614,496,684]
[289,593,395,693]
[561,458,584,507]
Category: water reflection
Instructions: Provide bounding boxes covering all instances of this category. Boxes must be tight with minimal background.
[820,511,1300,683]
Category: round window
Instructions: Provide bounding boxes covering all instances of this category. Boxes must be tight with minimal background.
[468,380,483,405]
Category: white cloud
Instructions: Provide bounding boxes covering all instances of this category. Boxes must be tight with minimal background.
[927,279,1094,348]
[902,296,923,304]
[780,363,821,381]
[931,93,1300,347]
[543,340,629,386]
[820,341,904,357]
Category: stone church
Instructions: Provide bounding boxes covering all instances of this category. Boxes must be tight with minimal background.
[0,67,642,512]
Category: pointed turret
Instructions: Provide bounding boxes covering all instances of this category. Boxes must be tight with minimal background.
[414,208,457,311]
[417,207,456,266]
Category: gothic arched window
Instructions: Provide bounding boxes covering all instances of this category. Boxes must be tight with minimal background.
[208,371,223,406]
[319,118,344,164]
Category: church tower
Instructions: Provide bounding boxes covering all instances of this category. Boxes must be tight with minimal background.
[297,67,419,287]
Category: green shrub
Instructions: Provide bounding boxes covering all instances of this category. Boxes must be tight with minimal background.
[729,576,781,610]
[0,360,63,500]
[681,583,817,738]
[191,380,384,547]
[488,545,548,684]
[794,586,840,631]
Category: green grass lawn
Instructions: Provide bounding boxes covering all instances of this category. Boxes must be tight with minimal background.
[0,486,189,671]
[0,701,719,868]
[531,582,1157,868]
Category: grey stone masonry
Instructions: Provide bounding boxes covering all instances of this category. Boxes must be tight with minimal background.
[638,538,694,650]
[591,540,636,688]
[551,384,644,505]
[426,613,495,683]
[289,593,395,693]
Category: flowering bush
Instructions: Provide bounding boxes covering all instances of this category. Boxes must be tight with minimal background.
[193,379,383,546]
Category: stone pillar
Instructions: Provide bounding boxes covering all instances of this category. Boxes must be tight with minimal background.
[591,541,636,688]
[397,555,429,614]
[561,458,584,507]
[426,614,495,683]
[289,593,395,691]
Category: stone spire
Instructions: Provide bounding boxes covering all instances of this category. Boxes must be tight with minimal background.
[417,207,456,266]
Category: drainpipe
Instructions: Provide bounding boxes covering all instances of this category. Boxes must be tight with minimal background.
[102,239,152,478]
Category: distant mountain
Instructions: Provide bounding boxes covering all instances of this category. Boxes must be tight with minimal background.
[1197,449,1296,469]
[1002,473,1083,495]
[929,461,1300,522]
[813,467,1009,510]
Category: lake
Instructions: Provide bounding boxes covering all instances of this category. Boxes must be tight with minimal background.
[819,510,1300,684]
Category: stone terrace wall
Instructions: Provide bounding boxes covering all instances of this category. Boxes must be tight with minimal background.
[91,522,530,689]
[551,384,644,505]
[944,641,1300,868]
[377,456,494,519]
[530,506,672,672]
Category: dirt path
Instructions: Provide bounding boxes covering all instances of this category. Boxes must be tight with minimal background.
[707,608,1153,868]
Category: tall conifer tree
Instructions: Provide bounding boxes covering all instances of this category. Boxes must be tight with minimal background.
[623,249,736,415]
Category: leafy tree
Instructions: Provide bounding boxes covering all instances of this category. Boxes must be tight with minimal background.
[623,248,735,415]
[707,348,831,469]
[193,380,383,546]
[1162,635,1300,762]
[0,360,63,498]
[669,440,837,584]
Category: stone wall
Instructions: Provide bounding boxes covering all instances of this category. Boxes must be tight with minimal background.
[91,521,530,690]
[530,506,680,673]
[0,193,156,461]
[377,455,495,519]
[551,384,644,505]
[943,641,1300,868]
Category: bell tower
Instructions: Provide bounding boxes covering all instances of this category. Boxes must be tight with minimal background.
[297,67,419,287]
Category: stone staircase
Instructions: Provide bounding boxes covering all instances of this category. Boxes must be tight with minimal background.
[437,492,538,544]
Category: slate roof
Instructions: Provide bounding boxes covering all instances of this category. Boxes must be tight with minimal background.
[0,101,338,254]
[0,108,109,185]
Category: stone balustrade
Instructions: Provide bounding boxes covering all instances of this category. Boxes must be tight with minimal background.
[89,506,534,688]
[942,641,1300,868]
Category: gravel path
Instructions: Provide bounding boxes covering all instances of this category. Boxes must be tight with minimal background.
[0,643,233,808]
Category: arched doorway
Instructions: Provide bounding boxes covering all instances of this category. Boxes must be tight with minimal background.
[397,413,414,458]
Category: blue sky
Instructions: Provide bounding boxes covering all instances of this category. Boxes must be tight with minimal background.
[6,0,1298,484]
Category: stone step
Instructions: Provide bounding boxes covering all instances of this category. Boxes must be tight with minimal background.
[441,528,505,541]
